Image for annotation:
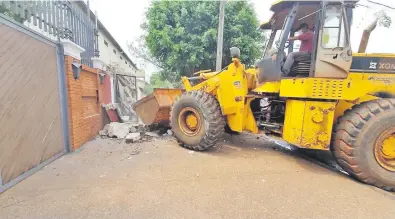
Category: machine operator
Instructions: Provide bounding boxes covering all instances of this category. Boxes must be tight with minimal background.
[282,23,314,76]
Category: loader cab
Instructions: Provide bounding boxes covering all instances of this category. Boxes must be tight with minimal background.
[257,0,356,83]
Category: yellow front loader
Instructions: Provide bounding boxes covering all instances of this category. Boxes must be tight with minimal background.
[133,0,395,191]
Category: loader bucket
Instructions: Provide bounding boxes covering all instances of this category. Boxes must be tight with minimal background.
[132,88,184,125]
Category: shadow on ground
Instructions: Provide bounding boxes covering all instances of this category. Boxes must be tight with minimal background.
[207,133,346,175]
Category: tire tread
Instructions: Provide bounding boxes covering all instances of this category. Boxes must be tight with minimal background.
[170,91,225,151]
[332,99,395,191]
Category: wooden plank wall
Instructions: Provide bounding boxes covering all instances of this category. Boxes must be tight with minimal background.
[0,24,64,184]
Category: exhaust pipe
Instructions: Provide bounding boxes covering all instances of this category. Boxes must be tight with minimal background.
[358,17,378,53]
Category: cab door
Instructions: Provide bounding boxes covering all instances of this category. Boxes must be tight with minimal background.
[314,3,353,78]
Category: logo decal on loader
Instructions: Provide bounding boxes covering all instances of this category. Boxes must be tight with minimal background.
[199,83,209,91]
[379,63,395,70]
[367,76,395,84]
[369,61,378,69]
[234,81,241,88]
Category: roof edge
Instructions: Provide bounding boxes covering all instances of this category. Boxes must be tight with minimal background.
[75,1,138,70]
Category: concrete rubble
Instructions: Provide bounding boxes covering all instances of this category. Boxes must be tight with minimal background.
[99,122,172,143]
[125,133,141,142]
[99,124,110,135]
[107,122,130,139]
[145,131,159,138]
[129,126,138,133]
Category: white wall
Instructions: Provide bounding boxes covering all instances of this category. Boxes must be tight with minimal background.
[24,20,141,77]
[23,21,57,41]
[97,31,137,75]
[97,30,147,103]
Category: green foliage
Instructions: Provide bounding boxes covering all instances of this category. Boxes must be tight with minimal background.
[150,73,173,88]
[144,0,264,80]
[142,84,154,95]
[0,5,25,23]
[143,72,181,95]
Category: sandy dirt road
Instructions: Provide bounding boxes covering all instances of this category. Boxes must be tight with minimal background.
[1,134,394,219]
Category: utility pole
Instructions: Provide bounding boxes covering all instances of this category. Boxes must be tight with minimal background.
[215,1,225,72]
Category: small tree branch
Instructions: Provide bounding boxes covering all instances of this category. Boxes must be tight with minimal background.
[127,42,165,70]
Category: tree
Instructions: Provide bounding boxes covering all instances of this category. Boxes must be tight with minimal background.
[139,0,264,81]
[142,72,174,94]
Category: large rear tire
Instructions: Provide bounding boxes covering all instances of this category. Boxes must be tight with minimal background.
[170,91,225,151]
[332,99,395,191]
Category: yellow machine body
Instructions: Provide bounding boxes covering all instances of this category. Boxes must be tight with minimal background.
[282,100,335,150]
[134,1,395,151]
[132,0,395,191]
[182,58,254,133]
[178,52,395,151]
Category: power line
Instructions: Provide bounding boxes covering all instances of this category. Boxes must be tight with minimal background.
[367,0,395,10]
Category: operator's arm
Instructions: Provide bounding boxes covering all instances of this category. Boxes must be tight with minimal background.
[288,36,300,41]
[291,32,313,41]
[288,32,312,41]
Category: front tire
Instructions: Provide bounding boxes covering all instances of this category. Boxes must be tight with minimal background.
[332,99,395,191]
[170,91,225,151]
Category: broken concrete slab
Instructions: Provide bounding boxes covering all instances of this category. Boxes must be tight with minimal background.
[167,129,173,135]
[103,124,110,132]
[121,116,130,122]
[130,123,141,128]
[107,122,130,139]
[129,126,137,133]
[126,133,141,143]
[99,124,110,137]
[137,126,146,133]
[145,131,159,138]
[99,130,108,137]
[125,122,139,133]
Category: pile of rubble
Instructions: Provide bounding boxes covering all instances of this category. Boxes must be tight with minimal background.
[99,122,173,143]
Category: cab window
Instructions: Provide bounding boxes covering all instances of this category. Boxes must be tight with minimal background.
[264,30,284,54]
[322,5,348,48]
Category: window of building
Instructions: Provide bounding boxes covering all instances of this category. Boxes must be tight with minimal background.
[104,40,108,46]
[120,56,123,60]
[125,60,127,64]
[129,64,131,68]
[113,49,116,54]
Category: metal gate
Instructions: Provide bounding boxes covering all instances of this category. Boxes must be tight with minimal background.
[114,74,138,123]
[0,16,69,193]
